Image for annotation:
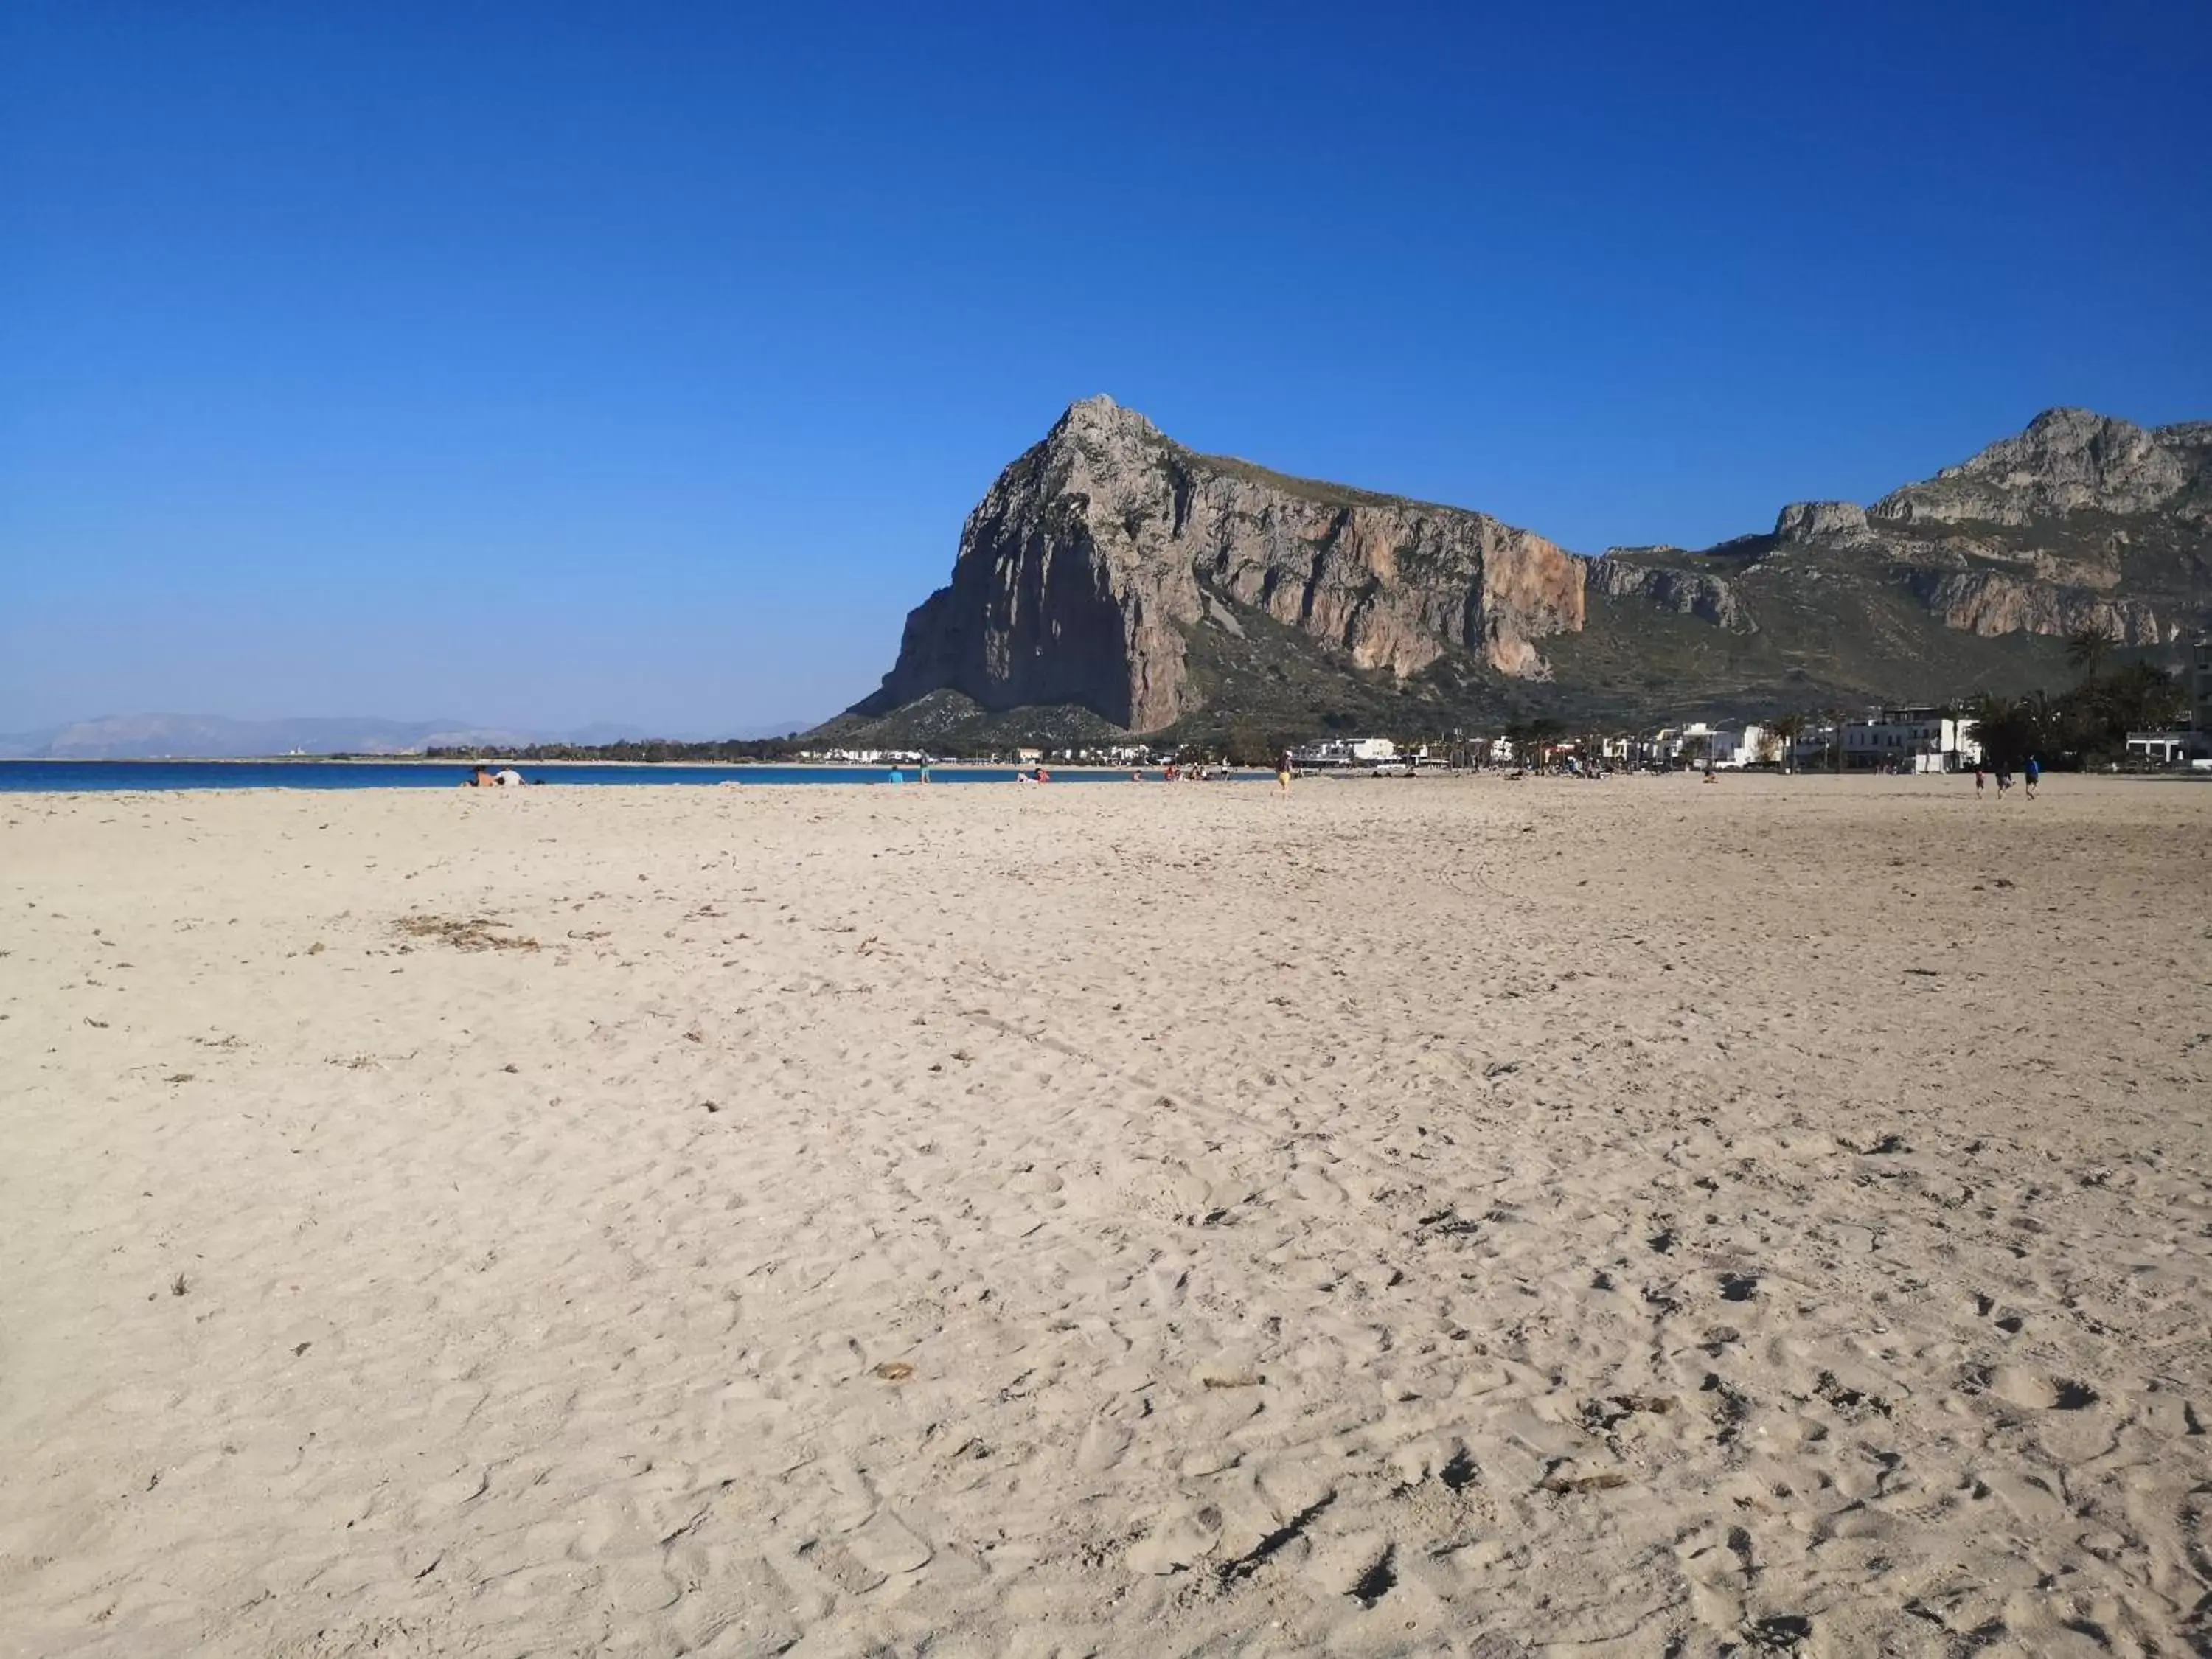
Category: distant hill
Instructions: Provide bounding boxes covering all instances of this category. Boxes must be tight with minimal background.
[826,398,2211,742]
[0,714,537,759]
[0,714,813,759]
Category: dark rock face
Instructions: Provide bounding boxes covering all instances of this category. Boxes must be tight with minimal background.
[852,400,2212,736]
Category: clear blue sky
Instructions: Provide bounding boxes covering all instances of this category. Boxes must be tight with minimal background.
[4,1,2207,734]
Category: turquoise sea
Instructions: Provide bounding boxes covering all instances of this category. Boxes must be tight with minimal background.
[0,760,1260,793]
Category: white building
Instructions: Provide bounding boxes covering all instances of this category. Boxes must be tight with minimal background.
[1291,737,1399,769]
[1666,721,1775,767]
[2126,731,2208,765]
[1708,724,1777,768]
[1791,709,1981,772]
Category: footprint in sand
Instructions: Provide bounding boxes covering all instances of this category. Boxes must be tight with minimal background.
[1127,1501,1223,1576]
[1982,1366,2097,1411]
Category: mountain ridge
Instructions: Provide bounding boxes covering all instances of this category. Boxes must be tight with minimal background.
[834,399,2211,741]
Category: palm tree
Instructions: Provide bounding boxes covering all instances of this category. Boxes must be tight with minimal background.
[2064,625,2112,684]
[1962,691,2039,769]
[1769,712,1806,773]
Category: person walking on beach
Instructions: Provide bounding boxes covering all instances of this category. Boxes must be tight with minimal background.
[1277,748,1294,795]
[1994,765,2013,796]
[2024,755,2040,799]
[1975,766,1985,796]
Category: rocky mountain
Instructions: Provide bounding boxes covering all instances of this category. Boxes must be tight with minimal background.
[837,400,2211,741]
[858,396,1582,733]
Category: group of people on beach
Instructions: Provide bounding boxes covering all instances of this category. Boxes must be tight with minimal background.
[462,765,527,788]
[1973,757,2040,799]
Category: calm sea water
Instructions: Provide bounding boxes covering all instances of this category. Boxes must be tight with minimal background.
[0,760,1260,793]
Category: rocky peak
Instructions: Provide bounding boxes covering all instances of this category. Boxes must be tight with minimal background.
[1872,408,2205,526]
[1774,500,1870,543]
[1048,392,1164,448]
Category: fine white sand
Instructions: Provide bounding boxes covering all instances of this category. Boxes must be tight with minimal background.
[3,774,2209,1658]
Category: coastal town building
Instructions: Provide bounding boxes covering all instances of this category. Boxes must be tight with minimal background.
[1792,709,1980,773]
[2125,731,2206,765]
[1291,737,1399,770]
[1709,724,1775,768]
[2129,644,2212,765]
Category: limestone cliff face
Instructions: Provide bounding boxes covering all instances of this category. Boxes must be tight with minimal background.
[1871,408,2212,528]
[1774,501,1872,544]
[1906,571,2170,644]
[867,397,1586,731]
[1759,409,2212,650]
[1586,557,1750,630]
[1581,411,2204,654]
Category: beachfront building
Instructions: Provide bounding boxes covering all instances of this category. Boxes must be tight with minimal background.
[1292,737,1399,770]
[1708,724,1776,768]
[2125,731,2208,765]
[2126,641,2212,767]
[1656,722,1742,767]
[1655,721,1770,774]
[1792,709,1980,772]
[804,746,931,765]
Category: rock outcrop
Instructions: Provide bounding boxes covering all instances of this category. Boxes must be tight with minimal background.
[1775,500,1871,544]
[1906,571,2171,644]
[1586,557,1750,630]
[1871,408,2212,528]
[864,397,1585,732]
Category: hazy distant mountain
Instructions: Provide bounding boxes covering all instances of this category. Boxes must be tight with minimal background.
[0,714,528,759]
[0,714,814,759]
[827,398,2211,741]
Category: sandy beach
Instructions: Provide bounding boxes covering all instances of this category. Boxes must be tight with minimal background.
[3,774,2209,1658]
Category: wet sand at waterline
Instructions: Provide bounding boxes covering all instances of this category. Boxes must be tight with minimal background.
[3,776,2208,1657]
